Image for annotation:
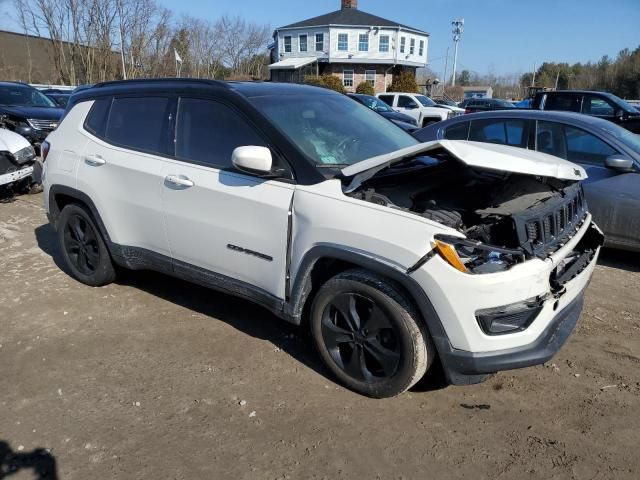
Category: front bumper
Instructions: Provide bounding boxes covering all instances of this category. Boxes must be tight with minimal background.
[411,216,602,384]
[437,288,585,384]
[0,165,34,187]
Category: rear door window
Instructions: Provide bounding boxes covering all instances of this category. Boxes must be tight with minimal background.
[544,94,582,112]
[378,95,395,107]
[175,97,267,169]
[536,121,567,159]
[468,119,528,147]
[105,96,171,155]
[443,122,469,140]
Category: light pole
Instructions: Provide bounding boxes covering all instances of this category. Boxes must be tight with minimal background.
[450,18,464,86]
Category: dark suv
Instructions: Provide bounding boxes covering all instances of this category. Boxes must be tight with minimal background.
[0,82,64,151]
[533,90,640,134]
[459,97,516,113]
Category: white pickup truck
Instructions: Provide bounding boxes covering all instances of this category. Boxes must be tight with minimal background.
[377,92,453,128]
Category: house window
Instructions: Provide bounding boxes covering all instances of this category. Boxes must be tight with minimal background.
[338,33,348,51]
[409,38,415,55]
[365,70,376,86]
[343,70,354,87]
[379,35,389,52]
[315,33,324,51]
[419,40,424,56]
[400,37,406,54]
[299,34,307,52]
[284,36,292,53]
[358,33,369,52]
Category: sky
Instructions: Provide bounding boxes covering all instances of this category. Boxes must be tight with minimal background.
[1,0,639,79]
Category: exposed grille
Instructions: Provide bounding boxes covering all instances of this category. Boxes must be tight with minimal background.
[514,184,587,257]
[27,118,58,131]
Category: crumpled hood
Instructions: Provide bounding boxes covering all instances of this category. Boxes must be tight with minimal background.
[341,140,587,192]
[0,128,32,154]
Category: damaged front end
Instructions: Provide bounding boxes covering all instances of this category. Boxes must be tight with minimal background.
[343,141,603,275]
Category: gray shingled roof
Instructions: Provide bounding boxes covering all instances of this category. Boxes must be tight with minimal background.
[278,8,428,35]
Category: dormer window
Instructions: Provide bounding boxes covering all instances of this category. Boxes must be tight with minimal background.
[315,33,324,51]
[284,36,292,53]
[358,33,369,52]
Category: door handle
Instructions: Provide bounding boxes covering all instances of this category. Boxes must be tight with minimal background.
[85,155,106,166]
[164,174,195,189]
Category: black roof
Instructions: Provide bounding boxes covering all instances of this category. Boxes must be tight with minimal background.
[278,8,428,35]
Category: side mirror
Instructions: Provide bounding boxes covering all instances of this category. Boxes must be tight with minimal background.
[232,146,273,175]
[605,154,634,171]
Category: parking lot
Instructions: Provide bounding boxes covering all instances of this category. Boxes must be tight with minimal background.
[1,193,639,479]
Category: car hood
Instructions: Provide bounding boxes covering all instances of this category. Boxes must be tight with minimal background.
[0,127,32,154]
[341,140,588,192]
[0,105,64,121]
[380,111,415,123]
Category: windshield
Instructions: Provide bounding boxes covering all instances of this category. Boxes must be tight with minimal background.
[0,85,56,107]
[415,95,436,107]
[598,121,640,152]
[604,92,639,114]
[495,99,516,108]
[356,95,394,113]
[250,93,418,167]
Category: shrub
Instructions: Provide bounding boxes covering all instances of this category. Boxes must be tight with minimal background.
[320,74,346,93]
[355,81,375,95]
[303,74,346,94]
[388,71,419,93]
[303,75,325,88]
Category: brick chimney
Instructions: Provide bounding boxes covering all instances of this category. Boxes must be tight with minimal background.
[341,0,358,9]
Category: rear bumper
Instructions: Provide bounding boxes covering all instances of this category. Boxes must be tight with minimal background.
[436,289,585,384]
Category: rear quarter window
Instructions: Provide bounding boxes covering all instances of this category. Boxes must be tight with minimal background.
[83,97,111,137]
[443,122,469,140]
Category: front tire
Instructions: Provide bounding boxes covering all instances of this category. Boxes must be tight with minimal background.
[57,204,116,287]
[310,269,433,398]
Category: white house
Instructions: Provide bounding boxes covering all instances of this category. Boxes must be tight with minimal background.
[268,0,429,93]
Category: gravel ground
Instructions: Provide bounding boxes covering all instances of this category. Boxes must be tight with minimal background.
[1,193,639,479]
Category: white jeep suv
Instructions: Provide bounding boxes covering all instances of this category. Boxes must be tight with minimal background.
[377,92,452,127]
[42,80,603,398]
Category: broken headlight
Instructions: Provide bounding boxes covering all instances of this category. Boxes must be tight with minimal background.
[433,235,525,274]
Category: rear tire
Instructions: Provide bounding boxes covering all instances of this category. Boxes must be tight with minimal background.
[310,269,433,398]
[57,204,116,287]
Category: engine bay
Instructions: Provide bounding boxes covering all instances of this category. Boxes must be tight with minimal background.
[345,151,586,259]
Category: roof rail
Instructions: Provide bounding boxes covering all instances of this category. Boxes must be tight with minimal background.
[92,78,228,89]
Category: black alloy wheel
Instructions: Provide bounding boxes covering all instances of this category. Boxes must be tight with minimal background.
[57,204,116,287]
[321,292,401,381]
[310,269,433,398]
[63,214,101,275]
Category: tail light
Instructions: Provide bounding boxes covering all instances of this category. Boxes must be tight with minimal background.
[41,140,50,162]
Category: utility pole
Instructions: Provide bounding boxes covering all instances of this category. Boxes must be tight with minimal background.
[117,1,127,80]
[443,46,449,87]
[450,18,464,86]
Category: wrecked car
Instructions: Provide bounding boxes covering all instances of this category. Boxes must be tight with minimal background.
[0,126,37,194]
[43,80,603,398]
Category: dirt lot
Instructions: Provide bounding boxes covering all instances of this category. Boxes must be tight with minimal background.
[1,193,639,479]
